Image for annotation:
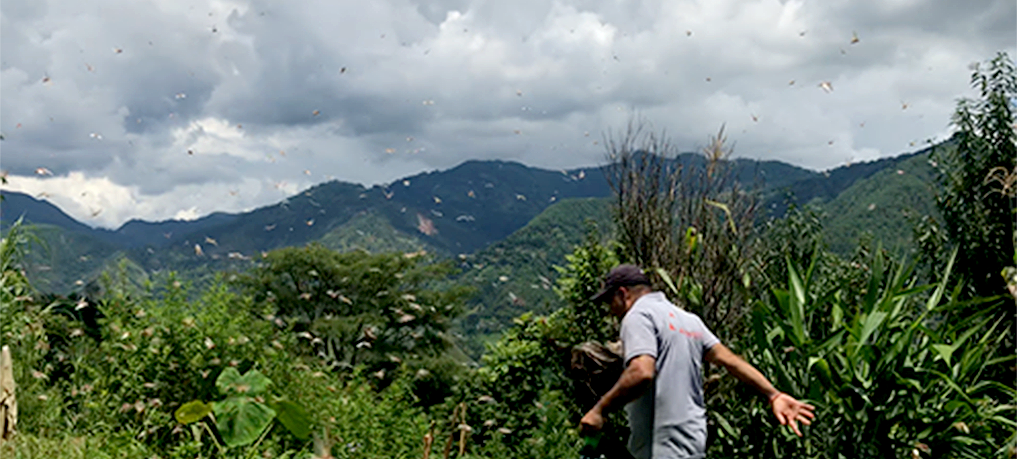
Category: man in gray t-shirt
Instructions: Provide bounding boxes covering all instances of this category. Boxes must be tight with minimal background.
[580,264,816,459]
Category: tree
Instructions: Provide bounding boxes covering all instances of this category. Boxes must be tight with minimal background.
[236,244,473,377]
[932,51,1017,297]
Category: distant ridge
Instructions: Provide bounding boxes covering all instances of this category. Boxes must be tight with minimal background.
[1,148,936,294]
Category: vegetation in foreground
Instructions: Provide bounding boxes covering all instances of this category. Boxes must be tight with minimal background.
[1,53,1014,459]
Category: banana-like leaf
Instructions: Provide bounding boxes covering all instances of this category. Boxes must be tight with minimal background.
[174,400,213,424]
[271,399,312,440]
[213,396,277,448]
[216,367,272,396]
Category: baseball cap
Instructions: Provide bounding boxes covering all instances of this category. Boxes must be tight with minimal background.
[590,264,651,303]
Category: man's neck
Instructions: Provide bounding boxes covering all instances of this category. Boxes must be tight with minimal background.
[622,290,652,316]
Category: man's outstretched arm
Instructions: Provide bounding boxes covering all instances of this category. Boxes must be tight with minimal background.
[705,343,816,436]
[580,354,655,433]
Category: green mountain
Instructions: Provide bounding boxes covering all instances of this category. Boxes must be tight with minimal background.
[819,152,939,256]
[115,213,239,248]
[456,197,613,339]
[1,192,119,242]
[317,210,439,255]
[1,155,823,289]
[1,149,946,343]
[760,144,940,217]
[14,223,121,293]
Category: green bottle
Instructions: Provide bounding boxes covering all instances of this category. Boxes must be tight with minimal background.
[580,432,604,459]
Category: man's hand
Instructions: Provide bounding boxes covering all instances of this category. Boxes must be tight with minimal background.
[770,392,815,436]
[580,406,605,434]
[577,354,655,434]
[706,344,817,436]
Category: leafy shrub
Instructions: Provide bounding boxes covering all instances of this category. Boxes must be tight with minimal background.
[0,431,157,459]
[428,232,634,458]
[69,276,287,438]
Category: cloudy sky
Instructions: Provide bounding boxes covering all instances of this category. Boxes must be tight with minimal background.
[1,0,1014,228]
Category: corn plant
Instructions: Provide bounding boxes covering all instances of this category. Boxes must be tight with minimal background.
[727,248,1016,458]
[1,218,38,344]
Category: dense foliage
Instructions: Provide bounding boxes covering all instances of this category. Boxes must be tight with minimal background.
[456,198,614,356]
[927,52,1017,389]
[235,243,473,377]
[1,233,461,458]
[709,211,1015,457]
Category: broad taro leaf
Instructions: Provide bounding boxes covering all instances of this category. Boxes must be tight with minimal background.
[175,400,213,424]
[270,399,312,440]
[213,396,277,448]
[216,367,272,397]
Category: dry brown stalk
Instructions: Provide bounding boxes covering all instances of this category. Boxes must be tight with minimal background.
[311,425,335,459]
[0,345,15,443]
[604,120,757,334]
[442,404,460,459]
[423,421,435,459]
[457,403,468,457]
[604,119,760,399]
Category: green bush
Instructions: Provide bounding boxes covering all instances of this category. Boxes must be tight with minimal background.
[1,431,158,459]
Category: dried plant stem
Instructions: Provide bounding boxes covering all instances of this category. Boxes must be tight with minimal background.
[457,403,468,457]
[423,421,435,459]
[442,404,460,459]
[604,118,759,371]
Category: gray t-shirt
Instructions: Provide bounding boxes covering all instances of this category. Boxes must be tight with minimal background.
[621,292,720,459]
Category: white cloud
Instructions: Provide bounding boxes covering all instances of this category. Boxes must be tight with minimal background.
[173,206,202,221]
